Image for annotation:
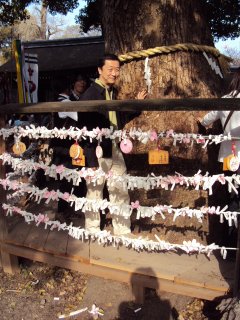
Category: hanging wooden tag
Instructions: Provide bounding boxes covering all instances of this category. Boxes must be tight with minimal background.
[69,142,80,158]
[69,142,85,167]
[72,156,85,166]
[223,154,240,172]
[12,142,26,155]
[148,149,169,165]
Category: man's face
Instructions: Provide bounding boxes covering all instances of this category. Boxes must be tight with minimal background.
[74,80,87,95]
[98,59,120,86]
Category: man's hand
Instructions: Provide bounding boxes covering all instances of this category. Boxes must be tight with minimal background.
[136,89,147,100]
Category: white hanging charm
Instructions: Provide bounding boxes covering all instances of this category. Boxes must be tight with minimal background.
[96,145,103,159]
[144,57,152,93]
[203,52,223,78]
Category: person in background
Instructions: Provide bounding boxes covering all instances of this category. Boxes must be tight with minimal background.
[198,69,240,170]
[79,53,147,236]
[52,77,88,215]
[51,82,72,167]
[198,68,240,250]
[58,75,87,123]
[69,74,87,101]
[57,86,70,102]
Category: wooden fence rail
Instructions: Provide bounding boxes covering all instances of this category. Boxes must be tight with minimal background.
[0,97,239,114]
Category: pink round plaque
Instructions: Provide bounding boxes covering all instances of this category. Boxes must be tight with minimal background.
[120,139,133,154]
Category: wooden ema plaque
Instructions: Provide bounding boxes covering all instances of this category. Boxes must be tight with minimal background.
[148,149,169,165]
[223,154,240,172]
[69,143,85,167]
[12,142,26,155]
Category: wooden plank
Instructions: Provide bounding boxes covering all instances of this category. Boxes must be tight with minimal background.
[90,257,230,300]
[175,253,234,292]
[128,270,226,301]
[156,278,228,301]
[23,224,49,251]
[44,229,68,256]
[12,212,89,261]
[90,242,199,281]
[1,242,228,300]
[90,242,231,293]
[7,215,23,233]
[4,219,33,246]
[66,235,90,263]
[0,98,239,114]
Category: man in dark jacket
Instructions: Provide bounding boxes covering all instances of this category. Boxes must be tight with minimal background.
[80,53,147,235]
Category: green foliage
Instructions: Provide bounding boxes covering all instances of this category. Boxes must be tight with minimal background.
[0,0,79,25]
[1,0,239,40]
[205,0,240,40]
[0,0,79,60]
[0,0,31,25]
[0,25,15,63]
[44,0,79,16]
[76,0,102,33]
[76,0,240,41]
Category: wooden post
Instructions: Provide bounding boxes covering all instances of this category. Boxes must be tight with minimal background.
[0,115,19,273]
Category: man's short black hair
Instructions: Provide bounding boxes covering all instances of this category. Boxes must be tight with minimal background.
[98,53,120,68]
[74,74,87,83]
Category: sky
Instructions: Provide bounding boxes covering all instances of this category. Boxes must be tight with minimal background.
[215,37,240,52]
[62,0,84,27]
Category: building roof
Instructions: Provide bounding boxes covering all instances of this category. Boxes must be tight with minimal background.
[0,36,105,73]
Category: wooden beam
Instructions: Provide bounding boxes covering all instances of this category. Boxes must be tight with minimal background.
[0,98,239,114]
[0,243,230,300]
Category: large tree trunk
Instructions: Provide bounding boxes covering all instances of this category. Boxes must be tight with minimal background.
[103,0,223,159]
[103,0,222,99]
[104,0,213,53]
[102,0,225,243]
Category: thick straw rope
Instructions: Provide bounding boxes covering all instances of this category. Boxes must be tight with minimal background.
[118,43,231,64]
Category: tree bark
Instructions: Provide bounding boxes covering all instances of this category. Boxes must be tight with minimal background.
[103,0,213,53]
[102,0,226,243]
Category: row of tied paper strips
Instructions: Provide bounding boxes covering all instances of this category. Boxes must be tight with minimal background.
[0,125,239,258]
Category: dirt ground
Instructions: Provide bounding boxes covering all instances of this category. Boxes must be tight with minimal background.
[0,259,223,320]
